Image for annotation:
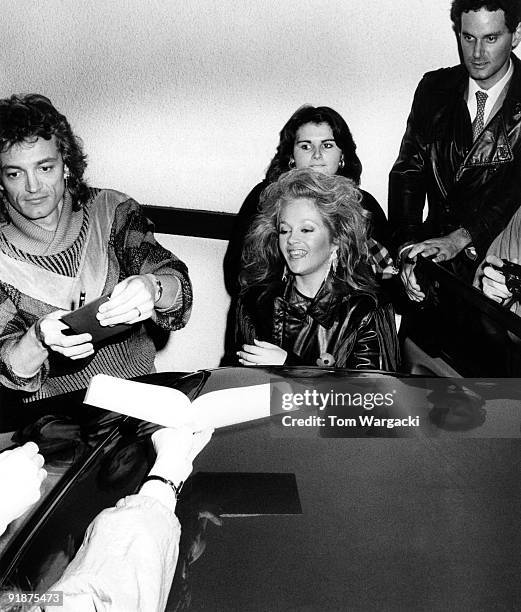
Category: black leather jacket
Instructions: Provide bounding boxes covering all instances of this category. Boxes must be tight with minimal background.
[389,55,521,269]
[236,278,399,371]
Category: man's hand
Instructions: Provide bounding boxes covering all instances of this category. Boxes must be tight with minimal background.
[400,260,426,302]
[97,275,156,326]
[407,228,470,263]
[149,427,214,485]
[481,255,512,303]
[399,228,472,302]
[237,339,287,366]
[0,442,47,535]
[38,311,94,360]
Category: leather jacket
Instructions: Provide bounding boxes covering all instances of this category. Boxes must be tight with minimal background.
[236,277,400,371]
[389,55,521,270]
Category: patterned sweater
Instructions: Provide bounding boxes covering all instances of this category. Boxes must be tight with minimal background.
[0,188,192,402]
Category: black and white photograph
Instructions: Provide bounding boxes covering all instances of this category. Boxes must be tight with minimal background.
[1,1,521,610]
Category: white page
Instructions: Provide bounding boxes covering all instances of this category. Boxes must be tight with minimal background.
[190,383,271,429]
[85,374,272,430]
[84,374,191,427]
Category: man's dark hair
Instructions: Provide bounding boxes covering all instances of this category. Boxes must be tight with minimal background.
[450,0,521,33]
[0,94,89,210]
[265,105,363,185]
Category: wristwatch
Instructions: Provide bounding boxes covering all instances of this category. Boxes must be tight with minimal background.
[459,227,477,260]
[141,475,184,498]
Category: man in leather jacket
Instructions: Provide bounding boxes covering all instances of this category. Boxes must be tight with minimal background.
[389,0,521,301]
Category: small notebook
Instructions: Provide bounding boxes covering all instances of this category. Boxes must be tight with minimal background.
[61,295,132,343]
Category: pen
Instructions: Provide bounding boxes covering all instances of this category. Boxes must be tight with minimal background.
[78,291,86,309]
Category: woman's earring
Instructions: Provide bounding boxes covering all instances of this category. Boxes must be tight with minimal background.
[64,167,70,189]
[328,250,338,278]
[282,264,289,282]
[288,158,296,169]
[338,156,345,170]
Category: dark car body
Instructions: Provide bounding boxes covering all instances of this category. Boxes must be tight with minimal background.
[1,366,521,610]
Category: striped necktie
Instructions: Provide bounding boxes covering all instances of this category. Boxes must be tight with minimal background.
[472,90,488,141]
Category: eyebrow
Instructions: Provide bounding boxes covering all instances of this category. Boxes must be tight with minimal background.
[2,156,59,170]
[461,29,504,37]
[295,138,336,143]
[279,219,319,225]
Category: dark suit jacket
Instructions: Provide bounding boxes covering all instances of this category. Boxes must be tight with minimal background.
[389,55,521,272]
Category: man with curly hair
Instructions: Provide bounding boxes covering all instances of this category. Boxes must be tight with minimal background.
[389,0,521,301]
[0,94,192,402]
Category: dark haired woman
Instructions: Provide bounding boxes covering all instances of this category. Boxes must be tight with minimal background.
[236,169,399,370]
[224,105,391,294]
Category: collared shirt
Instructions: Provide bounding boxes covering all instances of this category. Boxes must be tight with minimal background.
[467,59,513,126]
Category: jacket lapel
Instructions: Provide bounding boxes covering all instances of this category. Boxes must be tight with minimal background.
[430,70,471,196]
[459,113,513,171]
[457,55,521,179]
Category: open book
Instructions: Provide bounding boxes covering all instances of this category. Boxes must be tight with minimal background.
[84,374,274,430]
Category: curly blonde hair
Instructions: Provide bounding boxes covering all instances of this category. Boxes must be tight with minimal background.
[240,168,377,295]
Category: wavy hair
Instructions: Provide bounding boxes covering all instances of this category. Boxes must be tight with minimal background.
[240,168,377,296]
[450,0,521,32]
[265,105,362,184]
[0,94,89,214]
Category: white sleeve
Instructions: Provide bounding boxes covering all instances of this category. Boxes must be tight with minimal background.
[48,495,181,612]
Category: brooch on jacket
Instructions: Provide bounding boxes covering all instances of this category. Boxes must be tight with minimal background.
[316,352,335,367]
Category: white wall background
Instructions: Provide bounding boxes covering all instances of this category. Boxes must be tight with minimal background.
[3,1,464,370]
